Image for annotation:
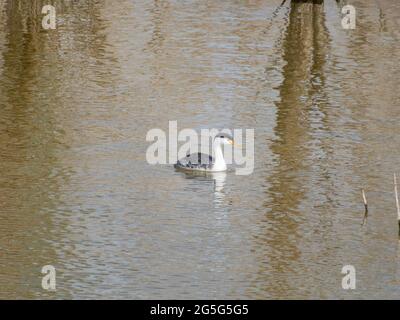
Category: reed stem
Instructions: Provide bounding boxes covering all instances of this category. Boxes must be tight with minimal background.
[361,189,368,225]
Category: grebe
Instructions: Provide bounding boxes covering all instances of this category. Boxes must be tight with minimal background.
[174,134,234,172]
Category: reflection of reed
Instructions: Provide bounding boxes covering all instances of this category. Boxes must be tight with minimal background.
[0,0,59,299]
[270,0,328,224]
[147,0,169,54]
[257,0,329,297]
[0,0,113,299]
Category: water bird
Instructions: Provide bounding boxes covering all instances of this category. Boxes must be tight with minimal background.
[174,134,235,172]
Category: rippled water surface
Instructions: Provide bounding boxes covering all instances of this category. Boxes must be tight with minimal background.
[1,0,400,299]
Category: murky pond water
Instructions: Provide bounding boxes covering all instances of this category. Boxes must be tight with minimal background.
[0,0,400,299]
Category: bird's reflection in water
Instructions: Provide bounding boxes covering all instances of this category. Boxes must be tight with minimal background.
[177,170,227,209]
[211,172,227,207]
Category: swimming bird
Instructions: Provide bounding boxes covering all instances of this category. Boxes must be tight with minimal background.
[174,134,234,172]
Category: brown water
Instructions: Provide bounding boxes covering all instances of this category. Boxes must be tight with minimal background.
[0,0,400,299]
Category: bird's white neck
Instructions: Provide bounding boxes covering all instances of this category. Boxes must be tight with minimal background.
[212,141,227,171]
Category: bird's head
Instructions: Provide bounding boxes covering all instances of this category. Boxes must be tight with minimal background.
[214,133,235,146]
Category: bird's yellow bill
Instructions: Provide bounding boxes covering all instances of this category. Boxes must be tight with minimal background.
[228,140,241,148]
